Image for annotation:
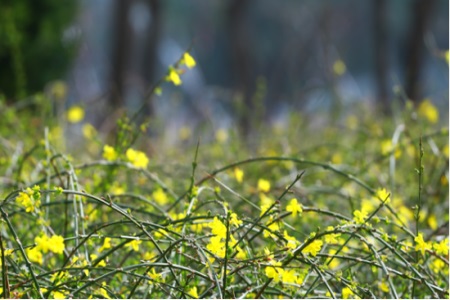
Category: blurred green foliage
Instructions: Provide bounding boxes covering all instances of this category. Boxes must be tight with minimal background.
[0,0,77,100]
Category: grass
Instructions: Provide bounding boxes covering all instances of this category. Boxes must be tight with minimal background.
[0,55,448,299]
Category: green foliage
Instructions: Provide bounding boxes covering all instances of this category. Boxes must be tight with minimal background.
[0,0,77,100]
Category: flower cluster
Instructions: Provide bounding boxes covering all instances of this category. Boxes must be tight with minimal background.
[16,185,41,213]
[206,216,246,262]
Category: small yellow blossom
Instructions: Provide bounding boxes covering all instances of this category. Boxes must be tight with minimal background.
[427,214,438,230]
[98,237,111,252]
[415,232,432,256]
[302,239,323,257]
[188,286,199,299]
[381,140,401,158]
[90,254,106,267]
[48,235,65,255]
[206,235,225,258]
[234,167,244,183]
[286,198,302,217]
[67,106,85,123]
[353,210,367,224]
[265,261,283,283]
[283,230,299,250]
[418,99,439,123]
[148,269,163,283]
[342,287,354,299]
[16,187,41,213]
[182,52,196,69]
[209,217,227,238]
[433,238,449,256]
[263,219,280,238]
[376,188,390,203]
[152,188,168,205]
[167,67,182,86]
[379,281,389,293]
[127,239,142,252]
[82,123,96,139]
[333,60,346,76]
[103,145,118,161]
[26,247,43,265]
[126,148,149,169]
[257,179,271,193]
[215,129,228,143]
[324,226,341,244]
[53,291,67,299]
[230,212,242,227]
[179,126,192,140]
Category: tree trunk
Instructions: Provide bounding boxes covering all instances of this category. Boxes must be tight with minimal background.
[404,0,436,103]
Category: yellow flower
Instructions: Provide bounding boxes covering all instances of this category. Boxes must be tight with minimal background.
[283,230,299,250]
[414,232,432,256]
[182,52,196,69]
[35,233,50,253]
[152,188,168,205]
[206,235,225,258]
[90,254,106,267]
[342,287,354,299]
[103,145,118,161]
[281,269,297,284]
[376,188,390,203]
[333,59,346,76]
[26,247,43,265]
[234,167,244,183]
[286,198,302,217]
[209,216,227,238]
[381,140,401,158]
[230,212,242,227]
[126,148,149,169]
[263,219,280,238]
[16,187,41,213]
[127,239,142,252]
[167,67,182,86]
[260,203,272,217]
[98,237,112,253]
[53,291,68,299]
[215,129,228,143]
[418,99,439,123]
[257,178,271,193]
[48,235,65,254]
[427,214,438,230]
[265,262,283,283]
[433,238,449,256]
[148,269,163,283]
[188,286,199,299]
[302,239,323,257]
[82,123,96,139]
[324,226,340,244]
[67,106,85,123]
[353,210,367,224]
[379,281,389,293]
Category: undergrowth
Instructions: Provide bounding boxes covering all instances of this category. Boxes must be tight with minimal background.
[0,52,448,299]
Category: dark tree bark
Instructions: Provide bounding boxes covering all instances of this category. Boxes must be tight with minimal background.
[404,0,437,103]
[140,0,162,119]
[227,0,253,136]
[374,0,390,113]
[111,0,133,110]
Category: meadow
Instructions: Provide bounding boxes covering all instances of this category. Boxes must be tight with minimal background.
[0,52,448,299]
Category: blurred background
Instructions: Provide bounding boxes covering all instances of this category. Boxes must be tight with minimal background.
[0,0,448,141]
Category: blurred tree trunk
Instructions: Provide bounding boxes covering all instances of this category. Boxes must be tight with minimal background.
[374,0,390,114]
[404,0,436,103]
[227,0,253,136]
[140,0,161,119]
[111,0,133,110]
[110,0,161,118]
